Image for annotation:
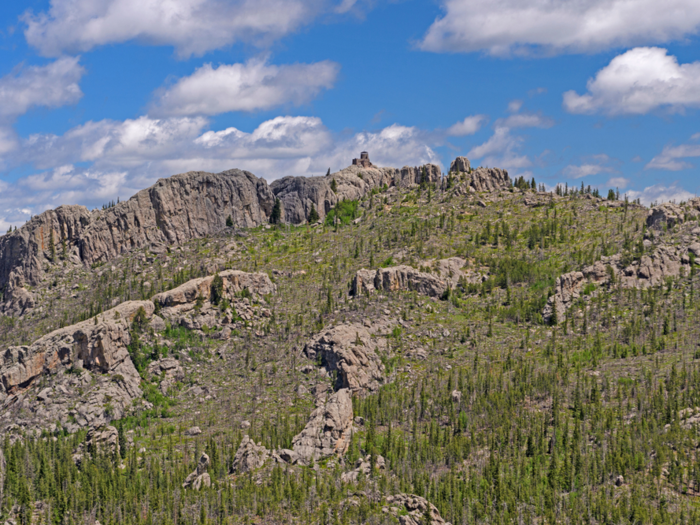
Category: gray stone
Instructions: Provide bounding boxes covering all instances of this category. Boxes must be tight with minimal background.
[384,494,451,525]
[0,301,152,434]
[291,388,353,465]
[231,435,269,474]
[304,324,387,394]
[0,170,275,311]
[449,156,470,174]
[184,426,202,436]
[183,452,210,489]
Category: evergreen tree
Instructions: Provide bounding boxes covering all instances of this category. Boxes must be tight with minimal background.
[308,204,319,223]
[270,198,282,224]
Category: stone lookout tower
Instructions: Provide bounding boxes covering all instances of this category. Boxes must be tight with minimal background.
[352,151,373,168]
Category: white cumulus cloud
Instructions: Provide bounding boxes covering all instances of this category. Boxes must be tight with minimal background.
[446,115,486,136]
[23,0,350,58]
[151,58,339,116]
[645,142,700,171]
[419,0,700,56]
[0,56,84,119]
[467,110,553,171]
[627,183,696,205]
[564,47,700,115]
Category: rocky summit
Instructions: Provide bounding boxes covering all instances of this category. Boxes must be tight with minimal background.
[2,155,700,525]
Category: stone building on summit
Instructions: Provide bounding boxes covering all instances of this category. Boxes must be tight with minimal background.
[352,152,373,168]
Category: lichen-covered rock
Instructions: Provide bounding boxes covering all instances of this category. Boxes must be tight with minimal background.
[0,301,153,433]
[231,435,269,474]
[341,454,385,483]
[383,494,451,525]
[183,452,211,490]
[0,170,275,310]
[304,324,386,394]
[291,389,353,465]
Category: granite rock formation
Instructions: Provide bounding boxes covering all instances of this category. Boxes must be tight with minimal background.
[288,388,353,465]
[0,169,275,313]
[304,324,387,394]
[183,452,211,490]
[0,301,153,434]
[231,435,270,474]
[545,244,692,323]
[353,257,481,297]
[383,494,451,525]
[271,163,441,224]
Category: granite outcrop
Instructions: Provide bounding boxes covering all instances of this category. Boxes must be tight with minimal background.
[0,301,154,434]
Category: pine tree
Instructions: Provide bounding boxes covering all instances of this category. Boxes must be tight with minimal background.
[270,198,282,224]
[308,204,319,223]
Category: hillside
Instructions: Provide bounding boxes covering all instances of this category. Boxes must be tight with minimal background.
[1,154,700,525]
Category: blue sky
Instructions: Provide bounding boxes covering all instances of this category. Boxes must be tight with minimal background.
[1,0,700,229]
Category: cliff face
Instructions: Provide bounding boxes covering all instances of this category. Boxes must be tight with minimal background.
[0,162,442,314]
[271,163,442,223]
[0,169,275,310]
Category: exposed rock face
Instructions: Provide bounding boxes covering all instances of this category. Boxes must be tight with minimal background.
[290,388,353,465]
[543,271,586,324]
[304,324,386,394]
[231,435,270,474]
[0,162,445,315]
[545,245,691,323]
[340,454,385,483]
[449,156,470,174]
[647,203,684,229]
[384,494,451,525]
[0,301,153,433]
[470,167,511,192]
[86,425,120,456]
[153,270,275,309]
[153,270,275,332]
[183,452,211,490]
[352,258,478,297]
[448,157,510,193]
[0,170,275,309]
[147,358,184,394]
[271,163,441,224]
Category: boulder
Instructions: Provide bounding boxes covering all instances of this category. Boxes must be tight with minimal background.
[184,426,202,437]
[183,452,211,490]
[383,494,451,525]
[340,454,385,483]
[304,324,386,394]
[231,435,270,474]
[291,389,353,465]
